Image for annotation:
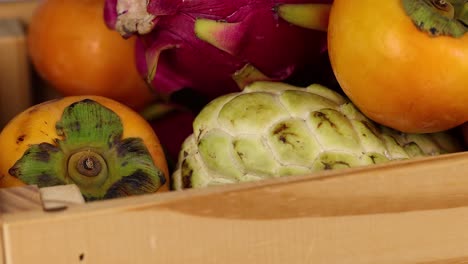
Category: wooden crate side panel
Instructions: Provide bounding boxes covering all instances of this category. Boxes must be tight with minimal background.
[0,1,38,26]
[0,19,32,129]
[2,152,468,263]
[0,185,41,264]
[4,206,468,264]
[0,216,3,264]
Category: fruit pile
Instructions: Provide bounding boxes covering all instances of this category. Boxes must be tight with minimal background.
[0,0,467,200]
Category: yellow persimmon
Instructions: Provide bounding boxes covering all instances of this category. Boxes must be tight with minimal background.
[0,95,169,200]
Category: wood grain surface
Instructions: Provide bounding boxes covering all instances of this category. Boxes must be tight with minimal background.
[39,185,85,212]
[1,152,468,263]
[0,185,41,214]
[0,185,40,264]
[0,1,38,25]
[0,19,32,129]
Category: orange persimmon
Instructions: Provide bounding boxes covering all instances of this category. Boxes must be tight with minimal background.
[328,0,468,133]
[27,0,156,111]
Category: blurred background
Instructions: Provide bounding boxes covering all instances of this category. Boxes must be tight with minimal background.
[0,0,59,129]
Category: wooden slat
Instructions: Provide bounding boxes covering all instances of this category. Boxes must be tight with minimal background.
[2,152,468,263]
[39,185,85,211]
[0,18,32,129]
[0,216,3,264]
[0,185,41,264]
[0,184,86,213]
[0,185,41,214]
[0,1,38,26]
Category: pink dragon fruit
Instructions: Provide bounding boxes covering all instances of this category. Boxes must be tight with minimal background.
[104,0,332,99]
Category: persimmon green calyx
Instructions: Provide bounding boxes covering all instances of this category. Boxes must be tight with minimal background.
[402,0,468,37]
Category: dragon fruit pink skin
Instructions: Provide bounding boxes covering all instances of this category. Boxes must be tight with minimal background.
[104,0,332,99]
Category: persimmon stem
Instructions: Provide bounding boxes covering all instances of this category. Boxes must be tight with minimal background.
[431,0,454,18]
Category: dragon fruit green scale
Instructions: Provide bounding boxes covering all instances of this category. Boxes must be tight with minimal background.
[172,81,462,190]
[104,0,333,100]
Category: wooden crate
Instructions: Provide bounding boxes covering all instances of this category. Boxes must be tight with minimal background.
[0,18,32,129]
[0,0,58,129]
[0,0,38,25]
[2,152,468,263]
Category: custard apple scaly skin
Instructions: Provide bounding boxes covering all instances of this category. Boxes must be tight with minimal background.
[172,81,462,190]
